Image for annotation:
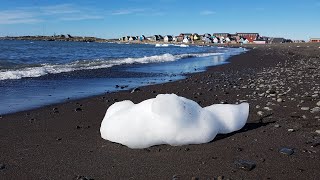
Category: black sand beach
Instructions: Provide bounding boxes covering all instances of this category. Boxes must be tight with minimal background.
[0,43,319,179]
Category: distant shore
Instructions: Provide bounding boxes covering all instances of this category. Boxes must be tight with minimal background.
[0,35,110,43]
[0,43,319,179]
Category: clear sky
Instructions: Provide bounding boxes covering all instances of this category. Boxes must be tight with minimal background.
[0,0,319,40]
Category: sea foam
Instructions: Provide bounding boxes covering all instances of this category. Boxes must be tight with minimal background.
[100,94,249,149]
[0,53,223,80]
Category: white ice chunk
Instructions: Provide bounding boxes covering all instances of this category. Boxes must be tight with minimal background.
[100,94,249,149]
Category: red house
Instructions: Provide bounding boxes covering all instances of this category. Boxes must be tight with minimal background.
[236,33,260,43]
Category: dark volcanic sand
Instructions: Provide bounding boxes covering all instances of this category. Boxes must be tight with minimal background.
[0,43,320,180]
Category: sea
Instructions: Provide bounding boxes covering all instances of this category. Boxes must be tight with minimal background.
[0,40,247,115]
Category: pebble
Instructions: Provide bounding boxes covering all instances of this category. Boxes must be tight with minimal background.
[274,124,281,128]
[0,163,5,170]
[317,101,320,106]
[131,88,141,93]
[234,160,256,171]
[277,98,283,102]
[75,107,83,112]
[76,176,93,180]
[315,130,320,134]
[172,174,180,180]
[217,175,224,180]
[288,129,295,132]
[263,107,272,111]
[311,107,320,113]
[301,107,310,111]
[257,111,264,116]
[279,147,294,155]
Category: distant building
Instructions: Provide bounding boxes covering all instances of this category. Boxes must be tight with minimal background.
[164,35,173,42]
[213,33,231,39]
[149,35,160,41]
[270,37,285,44]
[193,33,201,41]
[310,38,320,43]
[236,33,259,43]
[128,36,137,41]
[139,35,145,41]
[182,37,190,43]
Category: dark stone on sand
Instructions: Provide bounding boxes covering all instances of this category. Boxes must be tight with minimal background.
[236,147,243,152]
[75,108,82,112]
[76,175,93,180]
[115,85,120,88]
[76,125,81,129]
[131,88,141,93]
[217,175,224,180]
[234,160,256,171]
[56,137,62,141]
[0,163,5,170]
[191,177,199,180]
[172,174,180,180]
[279,147,294,155]
[184,147,190,151]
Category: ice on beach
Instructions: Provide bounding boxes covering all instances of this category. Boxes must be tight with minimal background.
[100,94,249,149]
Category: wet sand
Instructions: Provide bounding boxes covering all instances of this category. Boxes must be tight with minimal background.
[0,43,319,179]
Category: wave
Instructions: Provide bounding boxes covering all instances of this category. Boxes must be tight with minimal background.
[0,52,223,80]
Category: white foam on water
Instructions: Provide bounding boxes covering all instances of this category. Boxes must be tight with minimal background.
[0,52,224,80]
[155,44,170,47]
[100,94,249,149]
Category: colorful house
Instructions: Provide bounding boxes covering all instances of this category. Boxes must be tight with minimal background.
[236,33,259,43]
[310,38,320,43]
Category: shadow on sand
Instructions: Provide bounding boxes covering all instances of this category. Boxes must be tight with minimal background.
[212,120,275,142]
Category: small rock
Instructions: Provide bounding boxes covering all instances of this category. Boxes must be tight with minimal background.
[76,176,93,180]
[279,147,294,155]
[311,107,320,113]
[131,88,141,93]
[301,107,310,111]
[234,160,256,171]
[191,177,199,180]
[288,129,295,132]
[217,175,224,180]
[75,108,82,112]
[257,111,264,116]
[277,98,283,102]
[274,124,281,128]
[315,130,320,134]
[263,107,272,111]
[172,174,180,180]
[0,163,5,170]
[317,101,320,106]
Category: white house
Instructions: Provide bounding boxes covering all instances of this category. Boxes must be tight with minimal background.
[182,37,190,43]
[164,35,173,42]
[213,37,219,43]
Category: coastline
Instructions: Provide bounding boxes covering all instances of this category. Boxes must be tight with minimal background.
[0,43,319,179]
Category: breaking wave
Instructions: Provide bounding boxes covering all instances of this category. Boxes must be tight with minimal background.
[0,52,223,80]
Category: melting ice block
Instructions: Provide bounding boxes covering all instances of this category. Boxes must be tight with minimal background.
[100,94,249,149]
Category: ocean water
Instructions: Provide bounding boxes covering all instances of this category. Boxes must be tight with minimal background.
[0,40,246,114]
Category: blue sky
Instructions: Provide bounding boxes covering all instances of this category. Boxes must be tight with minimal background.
[0,0,319,40]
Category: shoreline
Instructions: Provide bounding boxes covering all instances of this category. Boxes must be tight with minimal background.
[0,43,245,116]
[0,43,319,179]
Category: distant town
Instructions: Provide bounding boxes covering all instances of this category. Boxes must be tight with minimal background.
[1,32,320,44]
